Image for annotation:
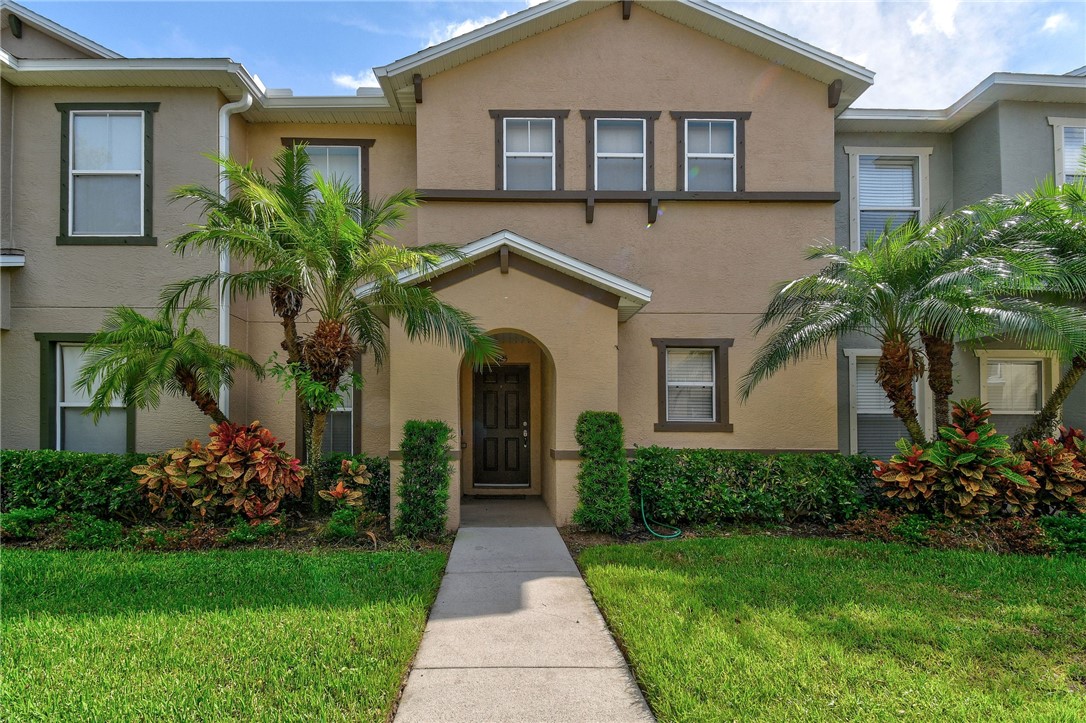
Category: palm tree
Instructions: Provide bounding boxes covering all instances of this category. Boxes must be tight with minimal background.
[994,179,1086,446]
[77,297,263,424]
[740,219,1086,444]
[167,145,499,465]
[916,200,1086,428]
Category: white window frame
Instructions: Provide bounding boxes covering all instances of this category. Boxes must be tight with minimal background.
[683,118,736,192]
[845,146,932,251]
[502,117,556,191]
[68,110,145,237]
[56,343,125,450]
[843,348,931,454]
[665,347,717,423]
[975,349,1058,423]
[594,117,646,192]
[1048,117,1086,185]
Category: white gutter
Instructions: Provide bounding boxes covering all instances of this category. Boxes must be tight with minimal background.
[216,92,253,418]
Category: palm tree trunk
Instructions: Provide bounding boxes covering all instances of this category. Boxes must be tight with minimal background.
[308,409,328,473]
[175,366,228,423]
[878,339,927,445]
[1011,353,1086,449]
[921,332,955,430]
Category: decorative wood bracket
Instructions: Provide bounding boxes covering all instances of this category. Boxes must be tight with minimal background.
[500,245,510,273]
[828,79,843,109]
[413,74,423,104]
[585,197,595,224]
[647,196,659,225]
[622,1,633,20]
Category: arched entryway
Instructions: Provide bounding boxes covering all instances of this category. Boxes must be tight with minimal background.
[459,329,557,506]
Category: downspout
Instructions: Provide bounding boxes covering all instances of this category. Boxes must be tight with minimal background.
[216,92,253,418]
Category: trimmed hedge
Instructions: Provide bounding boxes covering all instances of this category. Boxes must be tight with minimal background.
[630,446,875,526]
[573,411,633,534]
[395,420,452,539]
[0,449,149,521]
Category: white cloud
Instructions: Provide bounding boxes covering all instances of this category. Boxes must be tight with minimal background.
[331,69,379,89]
[722,0,1079,108]
[1042,12,1070,32]
[427,11,510,47]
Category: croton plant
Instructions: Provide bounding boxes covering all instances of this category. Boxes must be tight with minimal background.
[133,420,305,521]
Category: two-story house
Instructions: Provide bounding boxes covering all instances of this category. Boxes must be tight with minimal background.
[1,0,1083,527]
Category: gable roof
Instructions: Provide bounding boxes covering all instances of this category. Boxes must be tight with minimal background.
[837,71,1086,133]
[356,230,653,321]
[0,0,120,59]
[374,0,874,114]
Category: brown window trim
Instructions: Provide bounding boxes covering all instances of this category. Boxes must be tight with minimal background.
[652,337,734,432]
[581,110,661,193]
[488,110,569,190]
[56,102,159,246]
[670,111,751,192]
[280,138,375,194]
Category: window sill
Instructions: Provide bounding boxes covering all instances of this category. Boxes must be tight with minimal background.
[57,235,158,246]
[654,421,734,433]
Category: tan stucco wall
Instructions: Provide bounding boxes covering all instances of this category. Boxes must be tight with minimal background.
[389,262,620,527]
[415,4,833,194]
[0,86,222,452]
[0,21,93,60]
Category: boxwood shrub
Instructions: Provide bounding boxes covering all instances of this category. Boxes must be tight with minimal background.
[395,420,452,539]
[573,411,633,534]
[630,446,875,527]
[0,449,150,521]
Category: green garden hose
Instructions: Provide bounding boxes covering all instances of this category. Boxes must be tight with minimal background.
[640,487,681,539]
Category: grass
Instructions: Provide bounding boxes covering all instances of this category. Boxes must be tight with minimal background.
[1,549,447,722]
[580,535,1086,722]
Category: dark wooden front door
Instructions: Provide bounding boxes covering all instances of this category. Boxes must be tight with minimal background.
[473,364,530,487]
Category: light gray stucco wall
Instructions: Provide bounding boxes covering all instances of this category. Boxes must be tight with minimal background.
[951,105,1002,207]
[997,100,1086,196]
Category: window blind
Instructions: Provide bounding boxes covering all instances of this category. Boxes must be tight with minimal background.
[858,155,919,242]
[1064,126,1086,182]
[70,112,143,235]
[986,360,1042,413]
[58,344,126,453]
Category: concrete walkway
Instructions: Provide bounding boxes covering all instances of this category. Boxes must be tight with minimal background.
[395,498,654,723]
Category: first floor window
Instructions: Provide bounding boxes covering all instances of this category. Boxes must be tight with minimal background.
[57,343,127,453]
[321,379,355,455]
[666,348,716,422]
[652,338,733,432]
[983,357,1045,439]
[852,356,909,458]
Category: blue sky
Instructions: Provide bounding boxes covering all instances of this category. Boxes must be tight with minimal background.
[21,0,1086,108]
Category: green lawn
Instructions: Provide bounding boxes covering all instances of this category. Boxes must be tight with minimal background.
[2,549,446,722]
[581,536,1086,722]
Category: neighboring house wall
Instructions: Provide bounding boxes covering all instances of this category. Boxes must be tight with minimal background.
[412,4,840,454]
[0,85,221,452]
[996,100,1084,196]
[951,105,1002,206]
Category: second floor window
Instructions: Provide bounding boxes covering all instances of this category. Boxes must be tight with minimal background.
[595,118,646,191]
[684,119,736,191]
[503,118,555,190]
[69,111,144,237]
[1061,125,1085,184]
[846,147,931,250]
[858,155,919,241]
[304,145,363,192]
